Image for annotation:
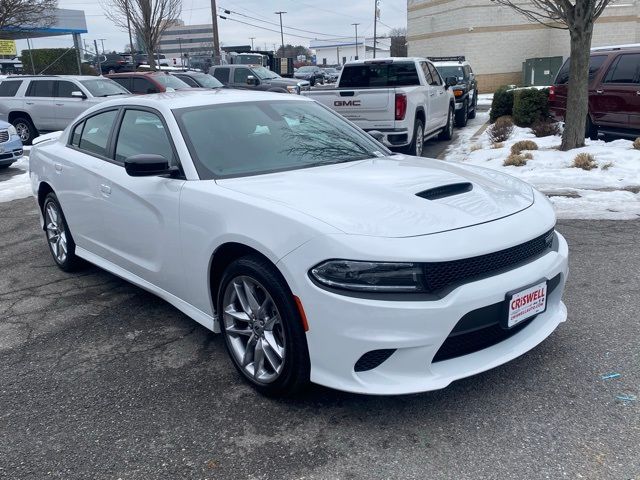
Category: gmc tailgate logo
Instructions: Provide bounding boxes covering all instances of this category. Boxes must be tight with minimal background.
[334,100,361,107]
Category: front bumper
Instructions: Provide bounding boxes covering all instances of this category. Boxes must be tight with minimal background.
[278,208,568,395]
[0,137,24,166]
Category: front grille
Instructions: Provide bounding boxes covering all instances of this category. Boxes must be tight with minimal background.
[0,129,9,143]
[433,273,561,362]
[354,349,396,372]
[422,229,555,294]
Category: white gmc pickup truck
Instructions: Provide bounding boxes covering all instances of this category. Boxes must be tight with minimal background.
[303,57,458,156]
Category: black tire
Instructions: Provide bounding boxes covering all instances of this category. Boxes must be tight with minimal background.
[218,254,311,397]
[0,164,10,170]
[468,93,477,119]
[455,99,468,127]
[42,193,83,272]
[12,116,38,145]
[402,118,425,156]
[309,77,316,87]
[439,105,455,141]
[586,115,598,140]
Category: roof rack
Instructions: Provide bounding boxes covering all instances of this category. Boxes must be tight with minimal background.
[428,56,465,63]
[6,75,60,78]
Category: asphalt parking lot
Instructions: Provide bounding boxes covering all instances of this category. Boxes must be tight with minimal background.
[1,195,639,480]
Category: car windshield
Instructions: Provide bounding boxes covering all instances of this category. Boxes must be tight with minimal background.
[192,73,223,88]
[252,66,279,80]
[80,78,130,97]
[324,68,337,73]
[298,66,314,72]
[174,100,389,179]
[153,74,190,89]
[437,65,465,81]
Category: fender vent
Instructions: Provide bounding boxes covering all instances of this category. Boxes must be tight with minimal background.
[354,349,396,372]
[416,182,473,200]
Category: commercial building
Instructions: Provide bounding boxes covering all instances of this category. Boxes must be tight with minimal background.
[310,37,392,65]
[158,20,216,62]
[407,0,640,92]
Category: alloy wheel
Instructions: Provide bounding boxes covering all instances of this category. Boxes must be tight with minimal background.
[415,124,424,156]
[45,201,68,264]
[222,275,286,384]
[15,123,30,142]
[448,109,454,136]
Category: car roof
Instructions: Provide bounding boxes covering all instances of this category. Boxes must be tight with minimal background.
[107,71,169,77]
[5,75,101,81]
[89,89,313,111]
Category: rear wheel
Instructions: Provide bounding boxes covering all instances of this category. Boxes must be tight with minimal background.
[43,193,82,272]
[439,106,454,141]
[218,255,310,397]
[402,118,425,156]
[12,116,38,145]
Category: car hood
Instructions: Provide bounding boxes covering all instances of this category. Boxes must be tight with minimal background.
[217,156,535,237]
[271,77,308,87]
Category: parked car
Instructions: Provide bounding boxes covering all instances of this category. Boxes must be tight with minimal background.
[0,119,23,169]
[431,56,478,127]
[95,53,135,74]
[294,65,325,86]
[29,89,568,397]
[170,71,224,89]
[322,67,339,83]
[210,65,309,94]
[304,58,457,156]
[550,45,640,139]
[106,71,194,94]
[0,75,130,145]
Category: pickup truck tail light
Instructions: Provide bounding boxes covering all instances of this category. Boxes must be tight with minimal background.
[548,85,556,102]
[395,93,407,121]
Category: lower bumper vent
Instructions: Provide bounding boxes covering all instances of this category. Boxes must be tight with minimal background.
[354,349,396,372]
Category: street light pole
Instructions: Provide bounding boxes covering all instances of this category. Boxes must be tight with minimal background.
[373,0,379,58]
[351,23,360,60]
[250,37,255,50]
[274,11,286,55]
[210,0,221,64]
[125,0,134,54]
[99,38,106,54]
[178,37,183,67]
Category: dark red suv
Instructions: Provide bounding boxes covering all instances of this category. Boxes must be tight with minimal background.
[549,46,640,139]
[106,71,196,95]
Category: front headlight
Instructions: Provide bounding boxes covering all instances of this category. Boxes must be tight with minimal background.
[310,260,425,292]
[8,125,17,137]
[286,85,300,94]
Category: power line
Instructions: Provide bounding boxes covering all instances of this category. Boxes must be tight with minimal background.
[217,15,318,41]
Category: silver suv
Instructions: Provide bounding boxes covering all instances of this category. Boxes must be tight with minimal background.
[0,75,130,144]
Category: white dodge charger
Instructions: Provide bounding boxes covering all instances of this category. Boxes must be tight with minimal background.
[29,90,568,396]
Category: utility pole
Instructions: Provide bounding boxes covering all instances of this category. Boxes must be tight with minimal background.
[178,38,183,67]
[210,0,221,64]
[351,23,360,60]
[373,0,379,58]
[275,11,286,55]
[125,0,134,53]
[99,38,106,54]
[94,40,102,75]
[336,46,340,65]
[249,37,255,50]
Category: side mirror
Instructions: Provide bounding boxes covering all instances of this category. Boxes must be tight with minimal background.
[71,91,86,99]
[246,75,258,86]
[124,154,177,177]
[368,130,385,143]
[445,76,458,88]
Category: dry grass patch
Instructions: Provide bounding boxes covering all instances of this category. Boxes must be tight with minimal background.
[510,140,539,155]
[491,142,504,149]
[573,153,597,170]
[531,119,561,138]
[503,153,529,167]
[469,143,482,152]
[601,162,613,171]
[487,116,514,143]
[633,138,640,150]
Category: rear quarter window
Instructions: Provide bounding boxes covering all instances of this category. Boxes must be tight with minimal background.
[0,80,22,97]
[555,55,607,84]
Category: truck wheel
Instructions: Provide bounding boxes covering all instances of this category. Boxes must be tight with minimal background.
[585,115,598,140]
[12,116,38,145]
[455,100,468,127]
[468,94,477,119]
[402,119,424,157]
[439,106,454,141]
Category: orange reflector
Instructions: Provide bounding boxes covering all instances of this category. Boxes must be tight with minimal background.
[454,90,463,97]
[294,295,309,332]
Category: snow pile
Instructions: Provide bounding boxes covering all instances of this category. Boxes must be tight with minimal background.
[444,123,640,219]
[0,153,31,203]
[477,93,493,107]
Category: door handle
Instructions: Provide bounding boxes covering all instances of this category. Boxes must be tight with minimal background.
[99,184,111,196]
[429,93,436,97]
[596,89,604,94]
[55,103,64,106]
[54,163,62,173]
[25,101,34,105]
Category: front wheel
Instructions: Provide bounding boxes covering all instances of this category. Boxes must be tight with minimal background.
[439,106,454,141]
[218,255,310,396]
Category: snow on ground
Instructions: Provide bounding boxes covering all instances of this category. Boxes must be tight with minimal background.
[443,121,640,220]
[477,94,493,107]
[0,152,31,203]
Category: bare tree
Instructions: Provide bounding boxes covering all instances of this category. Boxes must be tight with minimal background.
[491,0,611,150]
[102,0,181,70]
[0,0,58,32]
[389,28,407,57]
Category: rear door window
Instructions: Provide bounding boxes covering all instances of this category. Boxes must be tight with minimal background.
[78,110,118,157]
[339,62,420,88]
[604,54,640,84]
[26,80,55,97]
[110,77,131,91]
[0,80,22,97]
[213,67,230,83]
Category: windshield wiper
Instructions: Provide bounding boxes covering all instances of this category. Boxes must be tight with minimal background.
[100,92,128,97]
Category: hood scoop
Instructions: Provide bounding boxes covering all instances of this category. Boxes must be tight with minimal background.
[416,182,473,201]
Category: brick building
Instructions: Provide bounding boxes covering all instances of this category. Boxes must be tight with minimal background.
[407,0,640,92]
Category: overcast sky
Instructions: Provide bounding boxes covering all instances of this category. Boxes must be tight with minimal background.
[17,0,407,55]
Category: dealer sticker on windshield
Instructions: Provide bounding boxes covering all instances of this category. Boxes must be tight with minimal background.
[505,280,547,328]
